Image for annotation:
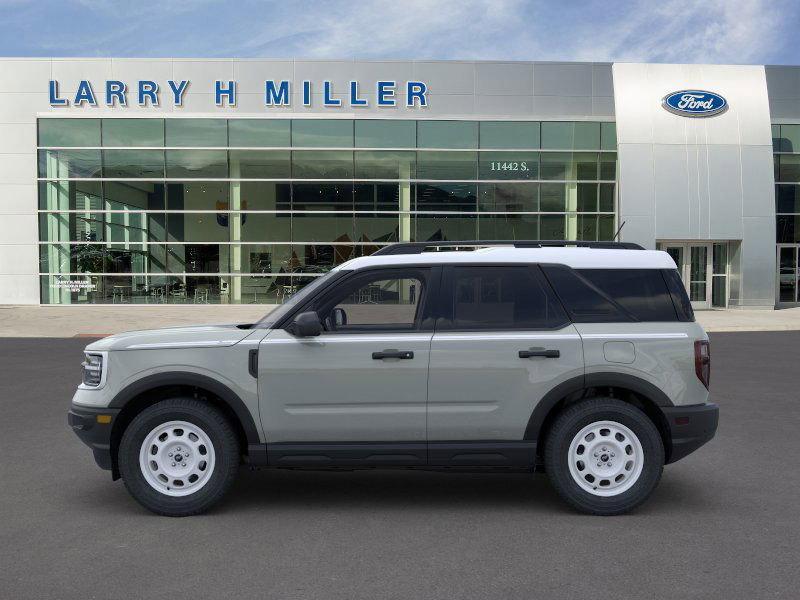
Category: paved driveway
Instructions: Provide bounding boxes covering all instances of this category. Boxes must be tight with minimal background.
[1,333,798,599]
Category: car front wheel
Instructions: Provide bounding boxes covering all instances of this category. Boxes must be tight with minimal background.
[118,398,240,516]
[544,398,665,515]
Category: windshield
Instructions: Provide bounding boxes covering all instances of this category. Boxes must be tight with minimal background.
[256,270,345,328]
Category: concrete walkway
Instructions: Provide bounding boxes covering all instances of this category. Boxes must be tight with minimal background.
[2,304,800,337]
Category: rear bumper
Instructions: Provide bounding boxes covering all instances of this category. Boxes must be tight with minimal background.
[68,404,121,471]
[663,403,719,464]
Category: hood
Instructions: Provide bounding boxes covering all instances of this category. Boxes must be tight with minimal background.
[84,324,254,352]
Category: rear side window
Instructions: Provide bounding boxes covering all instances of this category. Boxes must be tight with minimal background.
[577,269,679,322]
[441,266,568,330]
[662,269,695,322]
[541,265,630,322]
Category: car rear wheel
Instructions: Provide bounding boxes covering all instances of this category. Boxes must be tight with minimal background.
[544,398,664,515]
[118,398,240,516]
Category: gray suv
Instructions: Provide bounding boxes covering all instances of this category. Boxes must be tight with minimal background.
[68,241,718,516]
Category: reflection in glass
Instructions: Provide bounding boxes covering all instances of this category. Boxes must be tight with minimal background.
[292,120,353,147]
[38,149,102,178]
[229,150,290,178]
[166,150,228,178]
[104,182,165,210]
[292,183,353,211]
[416,183,477,212]
[416,151,476,180]
[102,150,165,178]
[354,151,415,179]
[229,119,290,147]
[355,120,416,148]
[414,214,477,241]
[39,119,100,147]
[539,183,566,212]
[479,122,539,149]
[477,214,538,240]
[165,119,227,147]
[102,119,164,147]
[167,182,229,210]
[478,183,538,212]
[39,181,102,211]
[417,121,478,149]
[292,151,353,178]
[239,181,291,211]
[478,152,539,179]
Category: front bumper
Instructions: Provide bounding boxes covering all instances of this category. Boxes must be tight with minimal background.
[662,402,719,464]
[68,404,121,471]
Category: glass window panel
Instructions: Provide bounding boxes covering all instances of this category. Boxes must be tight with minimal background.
[38,149,102,178]
[292,150,353,178]
[325,275,424,330]
[39,212,105,242]
[181,276,225,303]
[39,181,103,211]
[478,183,538,212]
[242,244,281,274]
[541,122,573,150]
[540,214,565,239]
[39,243,105,274]
[354,183,402,211]
[600,122,617,150]
[39,119,100,147]
[776,184,800,214]
[167,244,225,273]
[599,183,615,212]
[239,274,290,303]
[239,212,291,242]
[540,152,570,180]
[229,150,290,178]
[293,244,359,272]
[167,212,230,243]
[417,121,478,149]
[102,119,164,147]
[415,183,477,212]
[576,214,598,240]
[713,243,728,274]
[477,214,538,240]
[165,119,227,147]
[105,244,153,274]
[292,183,354,211]
[598,215,615,240]
[575,152,599,180]
[539,183,566,212]
[291,120,353,147]
[479,122,540,149]
[577,183,598,212]
[354,151,415,179]
[106,212,157,244]
[780,125,800,153]
[416,151,477,179]
[167,182,229,211]
[228,119,290,147]
[355,120,416,148]
[778,155,800,183]
[102,150,165,178]
[355,213,400,244]
[772,125,782,152]
[478,152,539,179]
[777,216,800,243]
[600,152,616,180]
[574,122,601,149]
[414,214,477,241]
[104,182,165,210]
[292,213,355,243]
[238,181,291,211]
[165,150,228,178]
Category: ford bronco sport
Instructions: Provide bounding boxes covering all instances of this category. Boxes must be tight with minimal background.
[68,241,718,516]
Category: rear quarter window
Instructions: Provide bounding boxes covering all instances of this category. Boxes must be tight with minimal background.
[576,269,679,322]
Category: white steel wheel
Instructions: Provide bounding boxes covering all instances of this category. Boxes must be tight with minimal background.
[567,420,644,497]
[138,420,216,497]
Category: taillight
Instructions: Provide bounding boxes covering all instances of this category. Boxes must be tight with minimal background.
[694,340,710,389]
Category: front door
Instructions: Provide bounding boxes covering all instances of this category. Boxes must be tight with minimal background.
[777,245,799,305]
[257,267,436,465]
[426,265,584,466]
[660,242,713,309]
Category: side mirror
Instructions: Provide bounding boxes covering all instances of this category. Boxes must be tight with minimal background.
[332,307,348,328]
[288,311,322,337]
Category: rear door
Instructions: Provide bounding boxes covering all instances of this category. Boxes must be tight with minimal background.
[426,265,584,465]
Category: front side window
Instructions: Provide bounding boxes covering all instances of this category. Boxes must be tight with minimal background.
[443,266,568,330]
[317,270,428,332]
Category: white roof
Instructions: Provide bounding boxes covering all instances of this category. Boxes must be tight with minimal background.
[339,246,677,271]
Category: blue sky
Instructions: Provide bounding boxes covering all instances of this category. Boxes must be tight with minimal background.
[1,0,798,64]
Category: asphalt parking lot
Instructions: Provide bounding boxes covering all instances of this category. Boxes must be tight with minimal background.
[1,332,799,599]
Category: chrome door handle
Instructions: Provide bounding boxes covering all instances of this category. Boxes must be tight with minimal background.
[519,348,560,359]
[372,349,414,360]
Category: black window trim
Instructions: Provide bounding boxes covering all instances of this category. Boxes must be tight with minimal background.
[435,263,571,333]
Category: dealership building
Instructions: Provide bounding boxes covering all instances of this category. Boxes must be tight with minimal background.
[1,58,799,309]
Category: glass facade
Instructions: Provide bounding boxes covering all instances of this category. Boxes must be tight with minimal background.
[774,124,800,303]
[37,118,617,304]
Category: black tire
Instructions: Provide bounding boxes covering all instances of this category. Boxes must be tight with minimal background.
[118,398,240,517]
[544,398,664,516]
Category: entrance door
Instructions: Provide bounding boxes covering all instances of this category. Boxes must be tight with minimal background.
[777,245,799,305]
[659,242,713,309]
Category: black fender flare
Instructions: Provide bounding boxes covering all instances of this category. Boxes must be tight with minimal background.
[108,371,261,445]
[523,372,673,441]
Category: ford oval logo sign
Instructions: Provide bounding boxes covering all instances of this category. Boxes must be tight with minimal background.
[662,90,728,117]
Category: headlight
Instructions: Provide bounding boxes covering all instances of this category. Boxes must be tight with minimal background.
[82,353,104,387]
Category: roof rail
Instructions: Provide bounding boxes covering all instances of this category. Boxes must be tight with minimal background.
[371,240,645,256]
